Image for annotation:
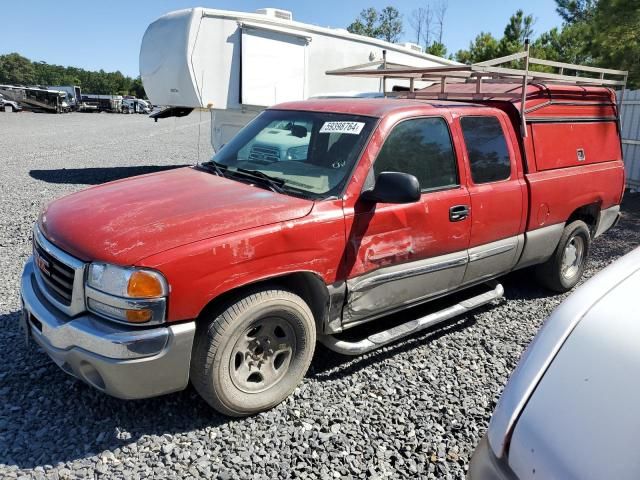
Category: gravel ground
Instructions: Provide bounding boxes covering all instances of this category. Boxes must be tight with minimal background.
[0,111,638,480]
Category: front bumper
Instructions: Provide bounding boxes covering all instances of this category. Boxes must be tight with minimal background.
[21,258,196,399]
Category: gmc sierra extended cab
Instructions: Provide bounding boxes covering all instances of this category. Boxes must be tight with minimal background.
[21,84,624,416]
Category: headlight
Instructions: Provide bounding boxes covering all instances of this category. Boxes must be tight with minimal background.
[86,263,168,325]
[88,263,167,298]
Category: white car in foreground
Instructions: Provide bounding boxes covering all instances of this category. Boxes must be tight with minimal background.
[470,246,640,480]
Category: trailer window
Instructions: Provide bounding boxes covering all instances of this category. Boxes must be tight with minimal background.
[373,117,458,191]
[460,116,511,183]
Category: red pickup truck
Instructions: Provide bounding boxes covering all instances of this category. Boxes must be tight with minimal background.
[21,84,624,416]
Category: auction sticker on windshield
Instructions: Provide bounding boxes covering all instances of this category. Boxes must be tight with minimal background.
[320,121,365,135]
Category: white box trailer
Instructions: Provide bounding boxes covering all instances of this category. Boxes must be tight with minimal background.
[140,7,458,150]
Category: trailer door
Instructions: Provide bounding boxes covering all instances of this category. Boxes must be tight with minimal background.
[240,26,308,106]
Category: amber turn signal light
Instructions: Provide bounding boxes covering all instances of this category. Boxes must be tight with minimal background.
[126,309,153,323]
[127,271,165,298]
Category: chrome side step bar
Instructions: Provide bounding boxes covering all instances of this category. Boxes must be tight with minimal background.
[318,283,504,355]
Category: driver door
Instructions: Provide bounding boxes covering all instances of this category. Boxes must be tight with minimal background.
[341,115,471,327]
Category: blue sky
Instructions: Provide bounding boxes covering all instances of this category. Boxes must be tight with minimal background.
[0,1,562,77]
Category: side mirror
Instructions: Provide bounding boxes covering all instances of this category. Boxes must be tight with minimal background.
[361,171,421,204]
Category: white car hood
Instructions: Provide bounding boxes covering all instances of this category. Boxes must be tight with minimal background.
[508,264,640,479]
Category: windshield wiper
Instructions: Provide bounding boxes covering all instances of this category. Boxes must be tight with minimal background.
[197,160,227,177]
[234,168,286,194]
[197,162,287,194]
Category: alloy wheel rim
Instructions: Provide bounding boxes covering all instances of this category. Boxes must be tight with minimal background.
[561,234,585,280]
[229,316,296,393]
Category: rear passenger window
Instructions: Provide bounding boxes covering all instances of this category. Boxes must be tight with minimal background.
[460,116,511,183]
[374,117,458,191]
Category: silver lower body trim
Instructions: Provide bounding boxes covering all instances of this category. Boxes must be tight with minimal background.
[515,223,566,270]
[463,235,523,285]
[343,251,469,327]
[21,258,196,399]
[594,204,621,238]
[349,255,468,292]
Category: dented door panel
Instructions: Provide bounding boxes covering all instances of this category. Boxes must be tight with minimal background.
[344,250,468,325]
[342,187,471,325]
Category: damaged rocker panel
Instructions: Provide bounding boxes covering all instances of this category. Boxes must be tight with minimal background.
[343,251,470,326]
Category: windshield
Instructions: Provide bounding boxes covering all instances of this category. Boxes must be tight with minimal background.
[208,110,376,199]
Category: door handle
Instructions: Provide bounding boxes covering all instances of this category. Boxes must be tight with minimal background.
[449,205,469,222]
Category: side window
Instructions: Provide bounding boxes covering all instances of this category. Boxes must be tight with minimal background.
[373,117,458,191]
[460,116,511,183]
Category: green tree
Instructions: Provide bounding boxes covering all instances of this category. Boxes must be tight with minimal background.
[455,32,500,64]
[426,41,447,57]
[0,53,36,85]
[347,6,403,43]
[377,6,403,43]
[454,0,637,88]
[589,0,639,88]
[503,10,534,44]
[532,23,591,65]
[131,76,146,99]
[498,9,535,57]
[0,52,147,96]
[455,10,535,63]
[347,8,379,37]
[555,0,596,23]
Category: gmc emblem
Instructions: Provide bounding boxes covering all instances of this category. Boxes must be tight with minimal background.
[35,251,51,276]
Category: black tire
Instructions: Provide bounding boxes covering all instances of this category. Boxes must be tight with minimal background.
[190,288,316,416]
[535,220,591,293]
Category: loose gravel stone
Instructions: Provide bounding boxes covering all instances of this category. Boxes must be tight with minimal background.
[0,111,638,479]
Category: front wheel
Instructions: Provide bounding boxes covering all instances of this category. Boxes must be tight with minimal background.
[190,288,316,416]
[536,220,591,293]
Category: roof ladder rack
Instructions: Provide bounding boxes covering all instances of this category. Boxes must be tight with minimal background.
[326,42,628,137]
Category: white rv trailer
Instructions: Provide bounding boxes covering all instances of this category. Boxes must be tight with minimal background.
[140,7,458,150]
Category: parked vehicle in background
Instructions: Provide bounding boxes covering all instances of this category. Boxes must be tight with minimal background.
[0,85,69,113]
[122,98,150,114]
[80,94,123,113]
[0,93,22,112]
[140,6,458,150]
[48,85,82,111]
[469,246,640,480]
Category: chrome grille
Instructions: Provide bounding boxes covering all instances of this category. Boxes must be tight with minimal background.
[34,239,75,305]
[32,226,86,316]
[249,144,280,163]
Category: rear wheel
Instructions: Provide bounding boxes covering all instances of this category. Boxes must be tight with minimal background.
[190,288,316,416]
[536,220,591,292]
[4,105,13,113]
